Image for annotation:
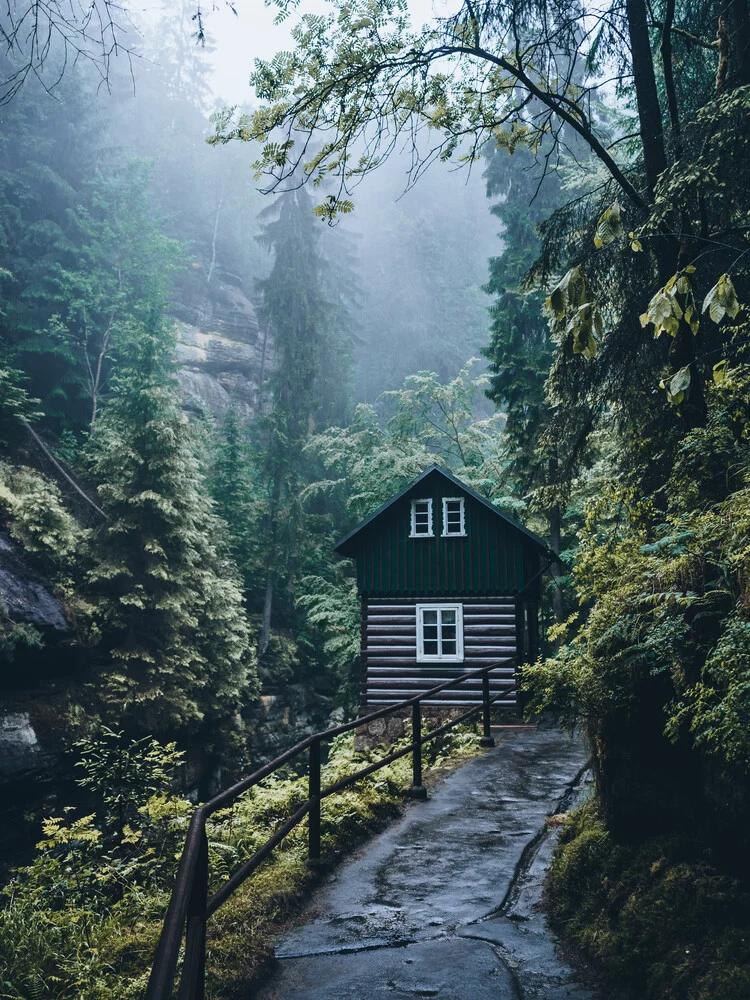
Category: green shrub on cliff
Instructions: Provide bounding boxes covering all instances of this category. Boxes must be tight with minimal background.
[0,461,85,571]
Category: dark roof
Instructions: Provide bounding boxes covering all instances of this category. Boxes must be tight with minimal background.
[334,465,553,558]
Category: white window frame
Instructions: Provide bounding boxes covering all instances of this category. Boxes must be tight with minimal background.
[410,498,434,538]
[442,496,466,537]
[416,603,464,662]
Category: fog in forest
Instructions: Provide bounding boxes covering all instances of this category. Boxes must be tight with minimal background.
[4,0,749,993]
[91,0,503,408]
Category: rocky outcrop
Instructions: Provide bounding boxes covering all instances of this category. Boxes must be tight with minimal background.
[0,532,76,868]
[0,709,56,783]
[0,532,67,632]
[172,265,269,423]
[0,691,77,872]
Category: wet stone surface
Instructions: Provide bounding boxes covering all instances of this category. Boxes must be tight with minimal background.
[256,726,596,1000]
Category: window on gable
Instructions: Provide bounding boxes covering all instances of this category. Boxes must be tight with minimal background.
[442,497,466,536]
[410,498,434,537]
[417,604,464,662]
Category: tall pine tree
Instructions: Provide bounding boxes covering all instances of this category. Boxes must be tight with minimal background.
[482,147,565,493]
[254,187,352,659]
[87,320,257,752]
[210,408,262,599]
[482,148,572,618]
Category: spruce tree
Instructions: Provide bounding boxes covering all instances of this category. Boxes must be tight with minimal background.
[482,148,572,618]
[87,321,256,745]
[482,147,564,494]
[254,187,352,658]
[211,408,261,598]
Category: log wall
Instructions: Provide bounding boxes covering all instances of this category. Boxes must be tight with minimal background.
[361,596,517,707]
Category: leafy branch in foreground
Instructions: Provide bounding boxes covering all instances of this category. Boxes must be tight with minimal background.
[208,0,654,212]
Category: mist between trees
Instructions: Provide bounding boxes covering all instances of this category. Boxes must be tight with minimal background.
[1,0,750,996]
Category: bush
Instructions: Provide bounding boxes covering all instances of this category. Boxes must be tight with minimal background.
[0,724,482,999]
[0,461,85,569]
[547,800,750,1000]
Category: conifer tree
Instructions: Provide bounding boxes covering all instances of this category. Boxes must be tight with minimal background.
[0,67,182,437]
[482,148,572,617]
[482,147,565,494]
[87,320,256,745]
[254,187,352,657]
[211,408,261,598]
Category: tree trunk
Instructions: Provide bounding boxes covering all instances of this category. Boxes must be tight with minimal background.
[730,0,750,84]
[626,0,668,194]
[660,0,681,157]
[259,571,274,658]
[257,325,271,417]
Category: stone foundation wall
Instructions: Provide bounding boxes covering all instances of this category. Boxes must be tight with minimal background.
[354,706,476,751]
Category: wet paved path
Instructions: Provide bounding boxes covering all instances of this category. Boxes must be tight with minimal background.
[256,726,595,1000]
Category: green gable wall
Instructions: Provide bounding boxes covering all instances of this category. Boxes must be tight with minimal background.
[354,482,539,597]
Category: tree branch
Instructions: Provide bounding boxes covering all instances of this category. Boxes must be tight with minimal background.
[442,43,648,209]
[649,21,720,49]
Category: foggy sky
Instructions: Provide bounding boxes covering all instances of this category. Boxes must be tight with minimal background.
[135,0,502,400]
[200,0,452,104]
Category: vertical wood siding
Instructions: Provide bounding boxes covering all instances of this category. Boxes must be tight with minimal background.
[362,596,517,707]
[355,485,539,597]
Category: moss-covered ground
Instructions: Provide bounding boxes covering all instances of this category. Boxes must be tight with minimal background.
[546,801,750,1000]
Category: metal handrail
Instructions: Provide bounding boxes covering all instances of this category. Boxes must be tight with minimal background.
[145,658,517,1000]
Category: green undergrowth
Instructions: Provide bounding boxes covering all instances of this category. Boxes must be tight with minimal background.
[547,800,750,1000]
[0,724,482,1000]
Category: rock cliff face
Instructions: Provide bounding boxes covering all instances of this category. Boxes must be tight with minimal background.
[0,535,73,869]
[0,532,68,632]
[172,265,269,423]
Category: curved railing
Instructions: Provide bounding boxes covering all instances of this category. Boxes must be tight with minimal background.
[145,659,517,1000]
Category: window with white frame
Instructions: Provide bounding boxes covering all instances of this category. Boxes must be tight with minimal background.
[442,497,466,536]
[416,603,464,662]
[410,498,434,537]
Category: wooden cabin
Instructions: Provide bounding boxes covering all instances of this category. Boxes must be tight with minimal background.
[334,465,553,711]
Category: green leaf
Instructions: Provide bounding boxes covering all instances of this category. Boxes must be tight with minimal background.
[594,201,623,248]
[641,276,687,338]
[684,304,699,336]
[544,267,585,320]
[547,285,566,319]
[669,365,691,396]
[568,302,601,358]
[703,273,741,324]
[582,331,598,358]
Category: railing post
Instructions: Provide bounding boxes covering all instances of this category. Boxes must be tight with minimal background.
[480,671,495,747]
[307,737,322,866]
[408,701,427,799]
[177,828,208,1000]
